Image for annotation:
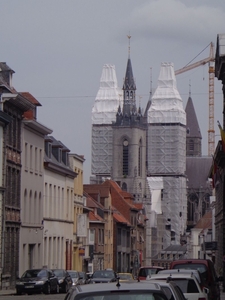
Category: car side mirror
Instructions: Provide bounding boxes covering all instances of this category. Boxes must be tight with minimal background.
[203,287,209,294]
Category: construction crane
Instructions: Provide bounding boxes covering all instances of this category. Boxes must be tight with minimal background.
[175,42,215,156]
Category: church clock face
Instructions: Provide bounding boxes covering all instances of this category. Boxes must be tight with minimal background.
[123,140,128,146]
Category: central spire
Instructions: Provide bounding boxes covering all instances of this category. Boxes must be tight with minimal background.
[123,35,136,116]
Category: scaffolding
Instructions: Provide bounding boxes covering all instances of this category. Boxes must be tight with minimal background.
[147,63,187,248]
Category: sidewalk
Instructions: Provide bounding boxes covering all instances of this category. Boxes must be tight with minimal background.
[0,289,16,296]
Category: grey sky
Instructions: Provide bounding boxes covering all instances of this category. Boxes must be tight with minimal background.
[1,0,225,183]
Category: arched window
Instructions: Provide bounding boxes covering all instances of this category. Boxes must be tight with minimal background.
[122,182,127,191]
[123,140,129,176]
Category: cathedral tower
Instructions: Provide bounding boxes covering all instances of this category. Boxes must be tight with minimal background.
[147,62,187,247]
[112,37,146,201]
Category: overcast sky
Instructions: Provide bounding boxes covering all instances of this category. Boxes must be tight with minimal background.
[1,0,225,183]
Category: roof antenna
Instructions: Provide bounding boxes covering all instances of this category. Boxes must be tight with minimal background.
[149,67,153,101]
[189,79,191,97]
[127,33,131,58]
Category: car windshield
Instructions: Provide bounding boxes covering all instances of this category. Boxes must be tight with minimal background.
[166,279,199,294]
[119,274,132,280]
[173,264,208,281]
[139,269,158,277]
[68,271,78,278]
[21,269,47,278]
[79,272,85,278]
[53,269,64,277]
[92,271,114,278]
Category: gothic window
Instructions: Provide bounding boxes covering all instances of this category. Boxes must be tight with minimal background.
[122,182,127,191]
[130,91,133,99]
[126,91,129,99]
[123,140,129,176]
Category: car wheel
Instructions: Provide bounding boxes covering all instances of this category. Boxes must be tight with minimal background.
[63,283,68,293]
[44,283,51,294]
[55,283,60,294]
[16,290,22,295]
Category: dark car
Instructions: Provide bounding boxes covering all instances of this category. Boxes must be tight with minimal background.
[16,268,59,295]
[89,269,117,284]
[170,259,222,300]
[52,269,72,293]
[64,281,170,300]
[137,266,165,281]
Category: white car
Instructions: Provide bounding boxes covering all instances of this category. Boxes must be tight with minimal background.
[140,280,186,300]
[147,272,209,300]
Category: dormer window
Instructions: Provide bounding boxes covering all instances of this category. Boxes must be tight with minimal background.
[62,151,68,165]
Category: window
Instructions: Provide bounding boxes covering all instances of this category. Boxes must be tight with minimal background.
[189,140,194,151]
[89,229,95,244]
[138,139,142,176]
[123,140,129,176]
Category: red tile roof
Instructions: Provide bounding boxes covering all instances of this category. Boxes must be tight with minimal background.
[194,210,212,230]
[113,212,131,226]
[89,211,104,222]
[20,92,42,106]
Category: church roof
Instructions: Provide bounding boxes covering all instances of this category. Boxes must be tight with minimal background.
[186,156,212,189]
[185,96,202,139]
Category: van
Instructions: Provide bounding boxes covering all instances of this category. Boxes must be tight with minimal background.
[170,259,222,300]
[137,266,165,281]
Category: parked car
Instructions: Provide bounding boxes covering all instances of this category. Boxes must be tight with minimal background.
[157,269,208,291]
[16,268,59,295]
[67,270,80,286]
[170,259,222,300]
[137,266,165,281]
[142,279,186,300]
[88,269,118,283]
[52,269,72,293]
[147,272,209,300]
[118,272,135,282]
[64,281,170,300]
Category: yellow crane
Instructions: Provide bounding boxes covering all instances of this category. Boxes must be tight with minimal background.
[175,42,215,156]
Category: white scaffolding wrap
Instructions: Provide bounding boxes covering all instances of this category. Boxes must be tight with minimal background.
[147,124,186,174]
[147,177,163,215]
[147,62,187,248]
[92,64,122,125]
[91,125,113,175]
[148,62,186,125]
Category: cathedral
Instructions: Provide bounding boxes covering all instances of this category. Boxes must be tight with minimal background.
[90,45,212,258]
